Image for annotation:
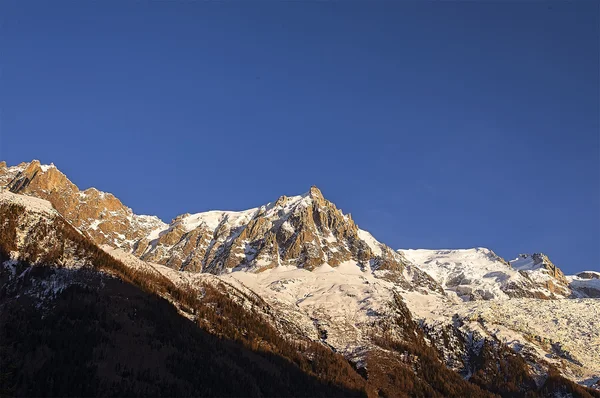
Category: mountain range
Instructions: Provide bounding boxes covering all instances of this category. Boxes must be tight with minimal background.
[1,159,598,397]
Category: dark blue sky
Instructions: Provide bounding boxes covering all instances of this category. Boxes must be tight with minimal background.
[1,1,598,273]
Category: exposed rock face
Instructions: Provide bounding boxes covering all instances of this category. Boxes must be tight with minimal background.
[135,185,439,292]
[2,180,597,395]
[1,160,166,250]
[0,161,438,291]
[527,253,568,284]
[0,161,28,186]
[0,160,579,303]
[511,253,571,297]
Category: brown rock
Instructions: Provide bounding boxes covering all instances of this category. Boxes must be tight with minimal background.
[5,160,165,251]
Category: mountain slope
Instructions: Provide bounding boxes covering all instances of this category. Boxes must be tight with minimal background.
[1,191,529,397]
[396,247,599,388]
[399,248,571,300]
[1,161,441,294]
[0,191,371,397]
[568,271,600,298]
[8,190,591,397]
[2,160,599,396]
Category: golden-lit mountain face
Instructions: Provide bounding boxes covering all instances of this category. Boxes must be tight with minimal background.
[1,160,429,286]
[2,160,599,396]
[0,160,582,300]
[2,160,165,251]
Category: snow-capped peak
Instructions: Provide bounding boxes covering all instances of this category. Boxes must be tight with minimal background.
[399,247,571,301]
[127,184,429,286]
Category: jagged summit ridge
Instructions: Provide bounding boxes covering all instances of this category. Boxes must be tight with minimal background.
[1,160,588,300]
[0,161,437,291]
[135,183,414,279]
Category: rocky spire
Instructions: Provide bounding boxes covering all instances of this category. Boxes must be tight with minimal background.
[309,185,323,198]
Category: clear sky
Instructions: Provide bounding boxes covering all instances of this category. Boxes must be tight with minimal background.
[1,1,598,274]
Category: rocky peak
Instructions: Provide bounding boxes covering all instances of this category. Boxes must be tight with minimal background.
[0,160,166,250]
[508,252,571,297]
[0,162,440,292]
[8,159,77,194]
[308,185,325,203]
[309,185,322,196]
[135,186,431,289]
[512,252,568,285]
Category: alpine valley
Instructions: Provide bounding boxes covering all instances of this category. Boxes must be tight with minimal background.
[1,160,598,397]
